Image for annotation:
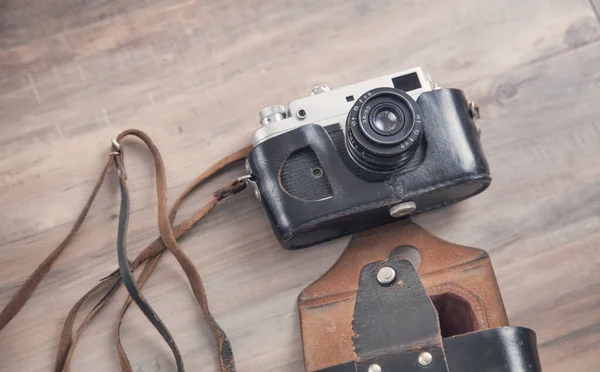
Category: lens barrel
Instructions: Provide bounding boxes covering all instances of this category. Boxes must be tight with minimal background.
[346,87,423,172]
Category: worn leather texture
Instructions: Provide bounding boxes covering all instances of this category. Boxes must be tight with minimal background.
[312,254,541,372]
[443,326,542,372]
[352,259,450,372]
[298,220,511,372]
[248,88,490,249]
[316,326,542,372]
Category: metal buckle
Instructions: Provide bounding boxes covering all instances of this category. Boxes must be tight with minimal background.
[109,138,127,179]
[236,174,253,183]
[109,138,121,156]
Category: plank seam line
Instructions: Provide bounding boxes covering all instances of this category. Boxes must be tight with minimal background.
[591,0,600,24]
[461,38,600,90]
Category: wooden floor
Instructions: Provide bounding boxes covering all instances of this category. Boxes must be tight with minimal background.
[1,0,600,370]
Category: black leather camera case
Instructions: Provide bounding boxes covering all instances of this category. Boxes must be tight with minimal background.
[248,88,490,249]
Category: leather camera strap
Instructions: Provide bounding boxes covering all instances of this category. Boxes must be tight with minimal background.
[0,129,252,372]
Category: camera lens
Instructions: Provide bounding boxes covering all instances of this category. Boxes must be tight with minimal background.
[371,104,404,135]
[345,87,423,173]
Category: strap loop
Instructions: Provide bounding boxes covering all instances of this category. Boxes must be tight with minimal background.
[215,178,249,201]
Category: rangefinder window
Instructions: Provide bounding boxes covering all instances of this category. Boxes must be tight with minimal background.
[392,72,421,92]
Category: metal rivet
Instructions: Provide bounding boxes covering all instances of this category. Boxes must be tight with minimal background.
[310,167,323,179]
[297,109,307,119]
[418,351,433,366]
[389,201,416,218]
[376,267,396,285]
[367,364,382,372]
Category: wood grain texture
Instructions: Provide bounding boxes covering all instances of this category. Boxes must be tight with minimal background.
[1,0,599,371]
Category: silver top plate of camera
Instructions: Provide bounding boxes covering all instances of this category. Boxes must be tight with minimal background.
[253,67,436,145]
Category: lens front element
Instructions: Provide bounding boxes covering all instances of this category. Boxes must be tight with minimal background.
[371,104,404,135]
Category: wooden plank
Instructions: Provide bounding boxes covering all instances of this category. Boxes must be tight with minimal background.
[0,0,173,48]
[0,0,599,371]
[1,0,598,140]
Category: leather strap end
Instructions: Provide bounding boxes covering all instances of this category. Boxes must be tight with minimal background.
[214,179,248,201]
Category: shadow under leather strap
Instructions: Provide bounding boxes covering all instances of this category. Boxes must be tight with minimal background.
[110,130,246,372]
[54,145,251,372]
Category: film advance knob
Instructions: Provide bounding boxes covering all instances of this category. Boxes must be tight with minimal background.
[259,105,287,126]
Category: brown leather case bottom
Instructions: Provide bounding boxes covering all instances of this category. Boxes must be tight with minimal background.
[298,220,509,372]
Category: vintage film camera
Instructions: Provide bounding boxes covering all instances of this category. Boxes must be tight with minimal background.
[247,68,489,249]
